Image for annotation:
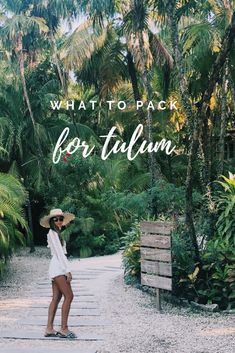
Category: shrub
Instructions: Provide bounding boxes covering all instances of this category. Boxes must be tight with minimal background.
[171,224,198,299]
[198,237,235,309]
[121,222,141,284]
[214,172,235,244]
[151,180,202,216]
[0,173,29,276]
[171,173,235,309]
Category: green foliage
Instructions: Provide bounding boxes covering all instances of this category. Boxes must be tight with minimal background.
[199,237,235,309]
[171,223,198,299]
[50,187,122,257]
[0,172,29,276]
[214,172,235,244]
[151,180,185,215]
[42,151,151,257]
[171,173,235,309]
[151,179,202,216]
[121,222,141,284]
[0,0,234,311]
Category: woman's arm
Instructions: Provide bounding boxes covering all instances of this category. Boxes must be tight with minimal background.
[47,229,71,274]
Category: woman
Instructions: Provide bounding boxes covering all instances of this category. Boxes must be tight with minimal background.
[40,208,77,339]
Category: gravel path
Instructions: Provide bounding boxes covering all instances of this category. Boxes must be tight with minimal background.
[0,247,234,353]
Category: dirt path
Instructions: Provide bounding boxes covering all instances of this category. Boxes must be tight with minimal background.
[0,248,234,353]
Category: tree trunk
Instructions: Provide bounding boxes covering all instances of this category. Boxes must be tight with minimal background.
[50,31,79,135]
[126,50,145,121]
[167,3,235,261]
[137,31,162,213]
[217,67,228,176]
[200,11,235,107]
[229,69,235,129]
[16,34,36,129]
[198,11,235,183]
[185,118,200,262]
[15,33,49,248]
[15,33,46,170]
[196,11,235,208]
[167,0,200,263]
[27,196,35,253]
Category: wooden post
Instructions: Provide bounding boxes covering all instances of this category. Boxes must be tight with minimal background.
[155,288,161,311]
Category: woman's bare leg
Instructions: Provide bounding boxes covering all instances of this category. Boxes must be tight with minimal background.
[53,275,74,333]
[46,280,62,333]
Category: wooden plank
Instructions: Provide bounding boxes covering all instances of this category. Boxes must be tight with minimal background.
[141,259,172,277]
[141,234,171,249]
[141,273,172,291]
[140,247,171,262]
[140,221,173,235]
[140,220,173,228]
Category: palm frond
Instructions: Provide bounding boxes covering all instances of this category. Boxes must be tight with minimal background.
[61,19,108,71]
[149,31,173,69]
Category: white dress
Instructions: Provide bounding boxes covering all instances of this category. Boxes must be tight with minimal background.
[47,229,71,281]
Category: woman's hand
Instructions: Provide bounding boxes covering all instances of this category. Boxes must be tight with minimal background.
[66,272,72,282]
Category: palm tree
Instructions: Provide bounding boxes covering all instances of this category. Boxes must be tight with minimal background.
[155,0,235,262]
[61,0,173,212]
[120,0,173,211]
[31,0,80,133]
[0,172,29,271]
[0,62,47,252]
[0,0,49,180]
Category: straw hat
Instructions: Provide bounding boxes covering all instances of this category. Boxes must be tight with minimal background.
[40,208,75,228]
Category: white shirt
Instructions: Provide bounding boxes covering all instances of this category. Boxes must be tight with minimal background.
[47,229,71,274]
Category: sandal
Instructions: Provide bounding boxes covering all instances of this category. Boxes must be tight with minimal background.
[57,330,77,339]
[44,331,59,337]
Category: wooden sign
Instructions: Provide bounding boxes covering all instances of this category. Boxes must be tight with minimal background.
[140,221,173,310]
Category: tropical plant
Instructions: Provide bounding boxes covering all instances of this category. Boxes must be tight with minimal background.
[0,0,234,308]
[0,172,29,275]
[199,237,235,310]
[0,0,49,172]
[171,172,235,309]
[121,221,141,284]
[171,223,200,300]
[214,172,235,244]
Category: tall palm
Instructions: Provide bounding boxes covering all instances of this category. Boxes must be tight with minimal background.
[61,0,173,212]
[31,0,80,133]
[0,0,49,180]
[120,0,173,211]
[154,0,235,262]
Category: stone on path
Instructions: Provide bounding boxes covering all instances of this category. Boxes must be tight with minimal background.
[0,330,105,341]
[0,349,97,353]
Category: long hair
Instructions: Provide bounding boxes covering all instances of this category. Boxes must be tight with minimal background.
[49,218,64,246]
